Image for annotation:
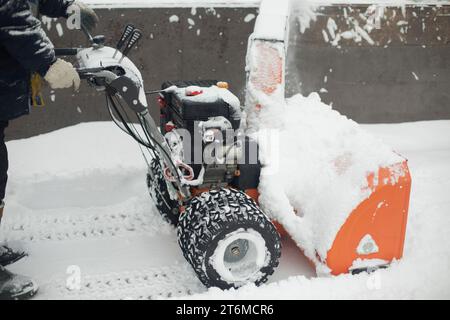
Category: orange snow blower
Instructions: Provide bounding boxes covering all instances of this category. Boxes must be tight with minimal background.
[62,13,411,290]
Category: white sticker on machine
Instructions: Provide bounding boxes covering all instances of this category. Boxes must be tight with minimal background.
[357,234,379,255]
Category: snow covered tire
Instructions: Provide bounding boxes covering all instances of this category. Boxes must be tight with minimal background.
[147,159,179,226]
[177,188,281,289]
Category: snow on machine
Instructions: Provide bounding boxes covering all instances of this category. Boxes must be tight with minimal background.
[57,20,411,289]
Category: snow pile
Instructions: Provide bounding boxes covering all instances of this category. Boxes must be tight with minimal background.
[3,122,206,299]
[254,93,403,268]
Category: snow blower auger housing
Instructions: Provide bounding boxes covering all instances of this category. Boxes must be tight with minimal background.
[62,25,281,290]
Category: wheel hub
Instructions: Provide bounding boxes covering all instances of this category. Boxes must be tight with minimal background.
[224,239,249,263]
[211,230,268,284]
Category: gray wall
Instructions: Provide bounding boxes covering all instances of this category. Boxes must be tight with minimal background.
[287,5,450,123]
[5,4,450,140]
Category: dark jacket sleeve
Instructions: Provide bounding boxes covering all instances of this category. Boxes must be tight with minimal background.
[0,0,56,76]
[38,0,74,18]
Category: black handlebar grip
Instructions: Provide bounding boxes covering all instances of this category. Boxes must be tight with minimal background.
[76,67,106,78]
[54,48,79,56]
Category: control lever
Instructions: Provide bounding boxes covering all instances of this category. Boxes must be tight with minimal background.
[55,48,80,56]
[113,24,135,58]
[76,67,103,79]
[82,25,94,43]
[82,25,104,49]
[119,29,142,63]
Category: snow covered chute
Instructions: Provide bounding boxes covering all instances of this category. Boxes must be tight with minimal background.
[247,0,412,275]
[245,0,289,130]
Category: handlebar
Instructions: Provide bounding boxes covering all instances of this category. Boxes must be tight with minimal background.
[76,67,106,79]
[55,48,80,56]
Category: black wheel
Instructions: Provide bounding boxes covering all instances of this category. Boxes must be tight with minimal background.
[146,158,180,226]
[178,188,281,289]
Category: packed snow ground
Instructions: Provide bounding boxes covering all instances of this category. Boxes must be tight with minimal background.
[1,119,449,299]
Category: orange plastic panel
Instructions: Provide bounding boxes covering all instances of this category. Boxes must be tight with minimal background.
[250,42,283,95]
[326,161,411,275]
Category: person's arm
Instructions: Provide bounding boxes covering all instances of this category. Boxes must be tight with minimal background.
[0,0,56,76]
[0,0,80,89]
[38,0,74,18]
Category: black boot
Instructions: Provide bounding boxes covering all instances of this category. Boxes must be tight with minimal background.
[0,266,38,300]
[0,246,27,267]
[0,202,27,266]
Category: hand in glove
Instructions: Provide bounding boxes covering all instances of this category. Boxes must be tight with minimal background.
[44,59,80,91]
[67,1,99,33]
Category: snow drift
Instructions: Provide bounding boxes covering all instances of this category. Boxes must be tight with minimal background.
[254,93,406,273]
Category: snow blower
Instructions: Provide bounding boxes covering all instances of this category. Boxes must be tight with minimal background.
[56,19,411,289]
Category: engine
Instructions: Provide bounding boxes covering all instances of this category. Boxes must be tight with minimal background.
[159,80,261,191]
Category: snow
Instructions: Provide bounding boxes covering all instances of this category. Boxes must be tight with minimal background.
[252,0,290,41]
[169,14,180,23]
[2,122,205,299]
[2,119,449,299]
[169,84,242,121]
[55,23,64,37]
[244,13,256,23]
[254,93,403,268]
[287,1,450,47]
[5,123,144,182]
[322,9,379,46]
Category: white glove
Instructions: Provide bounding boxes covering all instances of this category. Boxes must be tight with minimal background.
[44,59,80,91]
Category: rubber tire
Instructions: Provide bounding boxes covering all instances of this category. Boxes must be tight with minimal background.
[146,158,180,226]
[177,188,281,289]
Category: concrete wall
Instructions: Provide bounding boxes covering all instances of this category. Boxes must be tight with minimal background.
[287,4,450,123]
[5,4,450,140]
